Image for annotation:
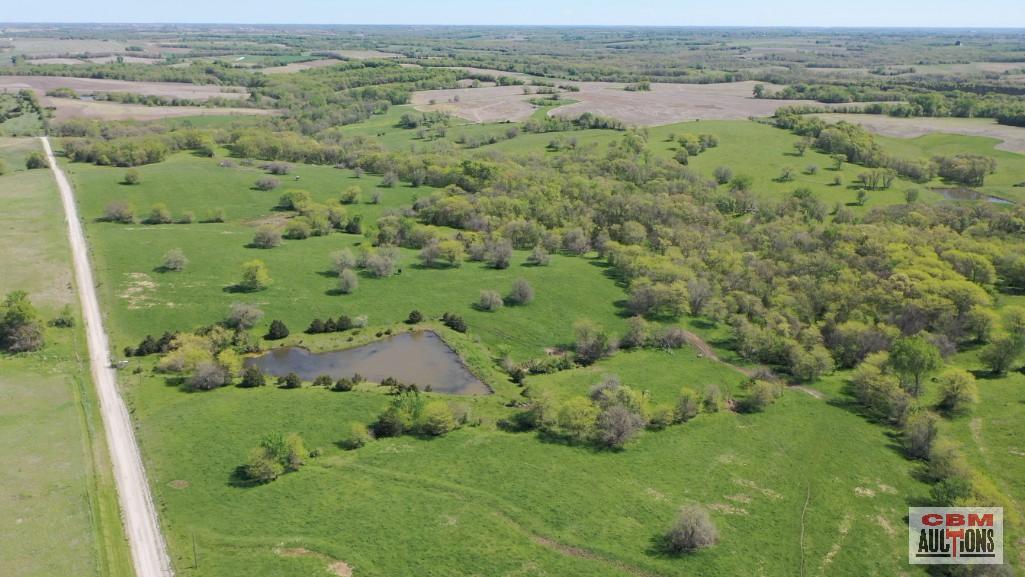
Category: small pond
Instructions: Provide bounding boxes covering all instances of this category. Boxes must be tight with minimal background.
[933,187,1013,205]
[243,331,490,395]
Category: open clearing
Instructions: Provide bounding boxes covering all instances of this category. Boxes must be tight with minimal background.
[814,113,1025,154]
[262,58,343,74]
[413,81,841,125]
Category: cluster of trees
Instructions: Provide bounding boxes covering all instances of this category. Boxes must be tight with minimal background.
[305,314,368,334]
[0,291,45,353]
[671,132,719,165]
[509,373,759,450]
[846,336,999,508]
[370,390,464,439]
[64,127,216,167]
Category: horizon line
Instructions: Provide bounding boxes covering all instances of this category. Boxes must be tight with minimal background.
[3,22,1025,30]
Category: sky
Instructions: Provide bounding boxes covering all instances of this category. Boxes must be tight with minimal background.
[3,0,1024,28]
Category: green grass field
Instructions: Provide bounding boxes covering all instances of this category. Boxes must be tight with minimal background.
[0,138,131,577]
[121,343,930,577]
[59,112,1025,576]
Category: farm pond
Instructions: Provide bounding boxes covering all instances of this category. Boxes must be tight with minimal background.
[244,331,490,395]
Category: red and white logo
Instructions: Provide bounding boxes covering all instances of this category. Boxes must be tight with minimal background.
[909,507,1003,565]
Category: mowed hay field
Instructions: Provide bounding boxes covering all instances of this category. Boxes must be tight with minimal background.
[815,113,1025,155]
[0,138,131,577]
[413,81,839,125]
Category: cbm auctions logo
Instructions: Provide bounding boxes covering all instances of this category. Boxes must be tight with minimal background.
[909,507,1002,564]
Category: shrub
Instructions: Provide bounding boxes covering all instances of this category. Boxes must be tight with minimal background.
[664,505,719,554]
[365,253,396,277]
[419,401,457,436]
[331,248,357,273]
[478,290,504,312]
[338,269,359,294]
[702,384,725,413]
[442,312,467,333]
[487,238,513,269]
[49,304,75,328]
[277,372,302,389]
[407,310,423,324]
[340,186,361,204]
[508,278,534,305]
[265,162,290,175]
[930,476,973,507]
[653,326,688,349]
[527,244,550,266]
[239,365,266,388]
[595,404,644,449]
[266,319,289,340]
[154,247,186,273]
[255,177,279,191]
[903,412,939,460]
[225,303,264,330]
[312,374,334,387]
[713,166,733,185]
[146,203,172,224]
[123,169,140,184]
[736,380,782,413]
[340,422,372,449]
[332,377,354,392]
[675,388,701,423]
[25,151,48,169]
[574,319,614,365]
[189,361,230,390]
[936,368,978,414]
[283,219,311,240]
[243,433,306,483]
[103,201,135,223]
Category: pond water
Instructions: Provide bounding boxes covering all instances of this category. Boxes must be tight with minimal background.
[243,331,490,395]
[933,187,1013,205]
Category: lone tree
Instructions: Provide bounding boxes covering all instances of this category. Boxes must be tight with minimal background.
[123,169,140,185]
[0,291,45,353]
[238,260,271,292]
[266,319,289,340]
[664,505,719,554]
[338,269,359,294]
[889,336,941,397]
[161,248,188,272]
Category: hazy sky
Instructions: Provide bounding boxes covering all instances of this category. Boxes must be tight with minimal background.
[4,0,1025,27]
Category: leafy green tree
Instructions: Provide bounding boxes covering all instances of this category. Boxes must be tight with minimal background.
[266,320,289,340]
[239,365,266,388]
[0,291,44,352]
[888,336,941,397]
[238,260,271,291]
[419,401,457,436]
[556,397,599,441]
[25,151,48,169]
[903,412,939,460]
